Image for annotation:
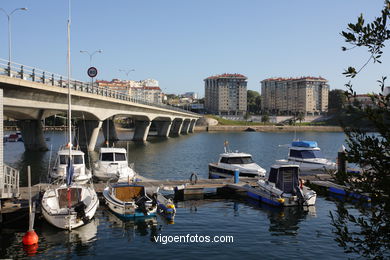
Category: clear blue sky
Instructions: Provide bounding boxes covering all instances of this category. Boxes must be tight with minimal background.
[0,0,388,97]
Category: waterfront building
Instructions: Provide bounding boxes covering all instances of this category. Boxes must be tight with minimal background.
[204,73,247,115]
[97,79,163,103]
[261,77,329,115]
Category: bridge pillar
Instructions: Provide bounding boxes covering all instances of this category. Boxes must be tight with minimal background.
[133,120,151,141]
[188,119,197,133]
[17,120,48,151]
[169,119,183,136]
[75,120,102,151]
[155,120,172,138]
[102,119,118,142]
[180,119,191,134]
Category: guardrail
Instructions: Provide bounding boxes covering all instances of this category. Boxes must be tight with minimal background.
[0,58,199,116]
[1,164,20,199]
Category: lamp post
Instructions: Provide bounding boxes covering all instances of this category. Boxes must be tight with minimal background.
[0,7,28,75]
[80,49,102,88]
[119,69,135,101]
[80,49,102,67]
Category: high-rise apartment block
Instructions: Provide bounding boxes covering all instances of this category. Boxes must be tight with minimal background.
[204,73,247,115]
[261,77,329,115]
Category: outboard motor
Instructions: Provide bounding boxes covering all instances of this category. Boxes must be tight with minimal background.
[74,202,89,224]
[135,196,148,215]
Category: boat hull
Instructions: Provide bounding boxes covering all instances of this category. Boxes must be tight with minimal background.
[41,185,99,230]
[103,187,156,219]
[208,164,264,178]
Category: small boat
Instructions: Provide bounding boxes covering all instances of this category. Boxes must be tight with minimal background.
[277,141,336,172]
[41,182,99,230]
[103,182,157,219]
[209,143,266,178]
[93,147,136,182]
[7,133,19,142]
[247,164,317,207]
[50,147,92,184]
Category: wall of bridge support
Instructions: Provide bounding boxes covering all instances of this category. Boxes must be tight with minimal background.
[188,119,196,133]
[154,120,172,138]
[133,120,151,141]
[17,119,48,151]
[180,119,191,134]
[75,120,102,151]
[169,119,183,136]
[102,119,118,142]
[0,89,3,183]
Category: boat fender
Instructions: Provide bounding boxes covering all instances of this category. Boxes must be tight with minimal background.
[74,202,89,224]
[299,179,304,189]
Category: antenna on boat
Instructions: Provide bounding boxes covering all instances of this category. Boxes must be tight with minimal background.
[224,140,229,153]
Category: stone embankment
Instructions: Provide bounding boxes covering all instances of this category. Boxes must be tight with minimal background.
[195,125,342,132]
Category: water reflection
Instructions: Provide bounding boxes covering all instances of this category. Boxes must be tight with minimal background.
[246,198,316,236]
[101,208,158,242]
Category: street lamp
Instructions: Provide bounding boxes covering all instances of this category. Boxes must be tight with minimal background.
[80,49,102,67]
[119,69,135,101]
[119,68,135,77]
[0,7,28,75]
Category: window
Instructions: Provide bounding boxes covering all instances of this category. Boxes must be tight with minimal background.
[220,157,229,163]
[101,153,114,161]
[115,153,127,161]
[59,155,84,165]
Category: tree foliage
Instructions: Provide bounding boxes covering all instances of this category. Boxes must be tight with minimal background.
[247,90,261,114]
[328,89,348,114]
[331,1,390,259]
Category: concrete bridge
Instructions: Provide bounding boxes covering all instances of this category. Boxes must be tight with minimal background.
[0,59,201,152]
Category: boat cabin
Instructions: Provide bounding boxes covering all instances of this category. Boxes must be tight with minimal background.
[57,150,85,165]
[268,165,300,194]
[219,153,254,165]
[289,141,323,159]
[99,148,127,163]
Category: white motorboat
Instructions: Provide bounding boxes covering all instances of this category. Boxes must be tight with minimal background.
[209,145,266,178]
[49,147,92,184]
[103,182,157,219]
[41,183,99,230]
[247,164,317,207]
[277,141,336,172]
[93,147,136,182]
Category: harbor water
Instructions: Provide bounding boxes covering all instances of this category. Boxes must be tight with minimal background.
[1,131,362,259]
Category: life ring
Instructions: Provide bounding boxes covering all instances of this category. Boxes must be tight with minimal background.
[190,173,198,185]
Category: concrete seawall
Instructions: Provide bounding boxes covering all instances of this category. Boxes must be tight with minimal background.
[195,125,343,132]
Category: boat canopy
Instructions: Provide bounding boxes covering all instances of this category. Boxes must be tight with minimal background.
[289,149,323,159]
[291,141,318,148]
[268,165,300,194]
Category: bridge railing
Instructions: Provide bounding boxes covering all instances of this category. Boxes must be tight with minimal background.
[0,58,199,116]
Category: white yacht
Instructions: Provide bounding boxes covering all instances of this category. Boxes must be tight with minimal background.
[41,182,99,230]
[277,141,336,172]
[50,147,92,184]
[209,148,266,178]
[247,164,317,207]
[93,147,136,182]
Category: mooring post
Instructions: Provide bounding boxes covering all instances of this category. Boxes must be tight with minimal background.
[337,145,347,174]
[234,169,240,184]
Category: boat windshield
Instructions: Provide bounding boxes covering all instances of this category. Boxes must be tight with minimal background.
[101,153,114,161]
[101,152,127,161]
[221,156,254,164]
[289,149,323,159]
[59,155,84,165]
[115,153,127,161]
